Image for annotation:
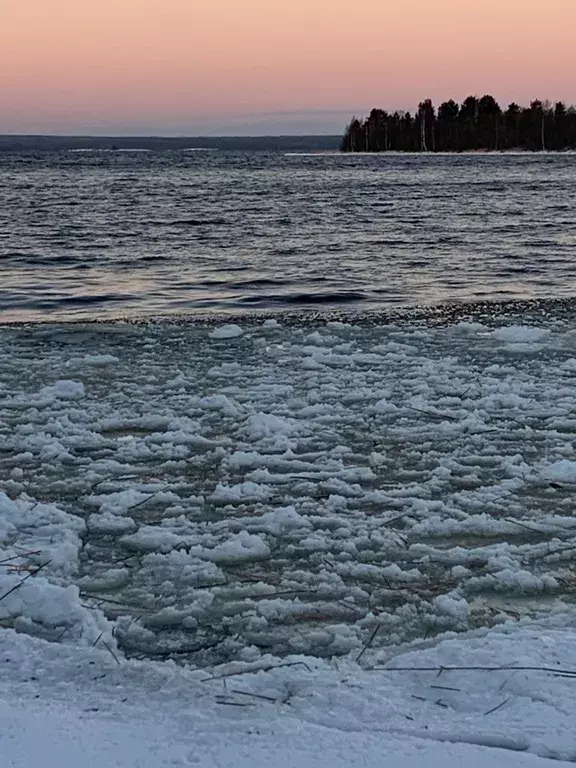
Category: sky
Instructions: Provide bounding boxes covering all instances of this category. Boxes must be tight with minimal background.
[1,0,575,136]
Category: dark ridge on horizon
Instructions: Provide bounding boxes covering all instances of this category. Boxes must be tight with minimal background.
[0,134,341,152]
[342,95,576,152]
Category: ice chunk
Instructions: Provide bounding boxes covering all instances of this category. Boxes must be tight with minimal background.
[433,593,470,621]
[0,493,113,646]
[210,482,272,503]
[39,380,85,400]
[244,412,297,440]
[191,531,270,563]
[491,325,550,343]
[541,460,576,483]
[199,394,242,417]
[258,505,312,534]
[209,324,244,339]
[82,354,119,365]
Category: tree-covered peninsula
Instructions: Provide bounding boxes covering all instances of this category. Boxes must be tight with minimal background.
[341,96,576,152]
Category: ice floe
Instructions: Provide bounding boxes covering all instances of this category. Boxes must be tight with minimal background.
[2,314,576,666]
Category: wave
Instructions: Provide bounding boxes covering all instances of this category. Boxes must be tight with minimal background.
[283,152,341,157]
[67,148,152,153]
[167,218,227,227]
[237,290,368,306]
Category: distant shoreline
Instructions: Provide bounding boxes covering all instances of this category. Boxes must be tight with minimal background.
[0,135,341,152]
[2,135,573,155]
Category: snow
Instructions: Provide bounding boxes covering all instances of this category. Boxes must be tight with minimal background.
[4,313,576,764]
[0,493,114,646]
[3,615,576,766]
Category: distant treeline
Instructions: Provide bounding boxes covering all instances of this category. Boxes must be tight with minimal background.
[341,96,576,152]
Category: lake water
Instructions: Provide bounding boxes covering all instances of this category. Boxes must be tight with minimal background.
[1,150,575,322]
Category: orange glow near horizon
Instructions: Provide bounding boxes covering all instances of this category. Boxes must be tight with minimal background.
[2,0,575,134]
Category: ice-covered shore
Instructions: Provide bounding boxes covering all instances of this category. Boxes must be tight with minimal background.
[3,614,576,766]
[3,312,576,763]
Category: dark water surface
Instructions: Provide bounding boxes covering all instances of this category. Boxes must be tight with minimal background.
[1,150,575,321]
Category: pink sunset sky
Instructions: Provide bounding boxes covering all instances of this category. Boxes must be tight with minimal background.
[2,0,575,135]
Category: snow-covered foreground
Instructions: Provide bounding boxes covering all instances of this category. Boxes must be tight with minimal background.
[3,615,576,766]
[3,312,576,764]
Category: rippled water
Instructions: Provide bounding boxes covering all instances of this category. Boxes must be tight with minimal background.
[1,150,576,321]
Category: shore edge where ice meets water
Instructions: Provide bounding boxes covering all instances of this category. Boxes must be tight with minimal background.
[3,296,576,328]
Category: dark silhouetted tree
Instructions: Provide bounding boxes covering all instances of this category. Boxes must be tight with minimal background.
[477,95,502,149]
[342,95,576,152]
[504,103,521,148]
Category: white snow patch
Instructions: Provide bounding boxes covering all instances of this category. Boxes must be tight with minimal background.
[0,493,114,646]
[3,615,576,766]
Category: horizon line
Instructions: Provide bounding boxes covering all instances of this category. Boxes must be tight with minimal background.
[0,132,343,139]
